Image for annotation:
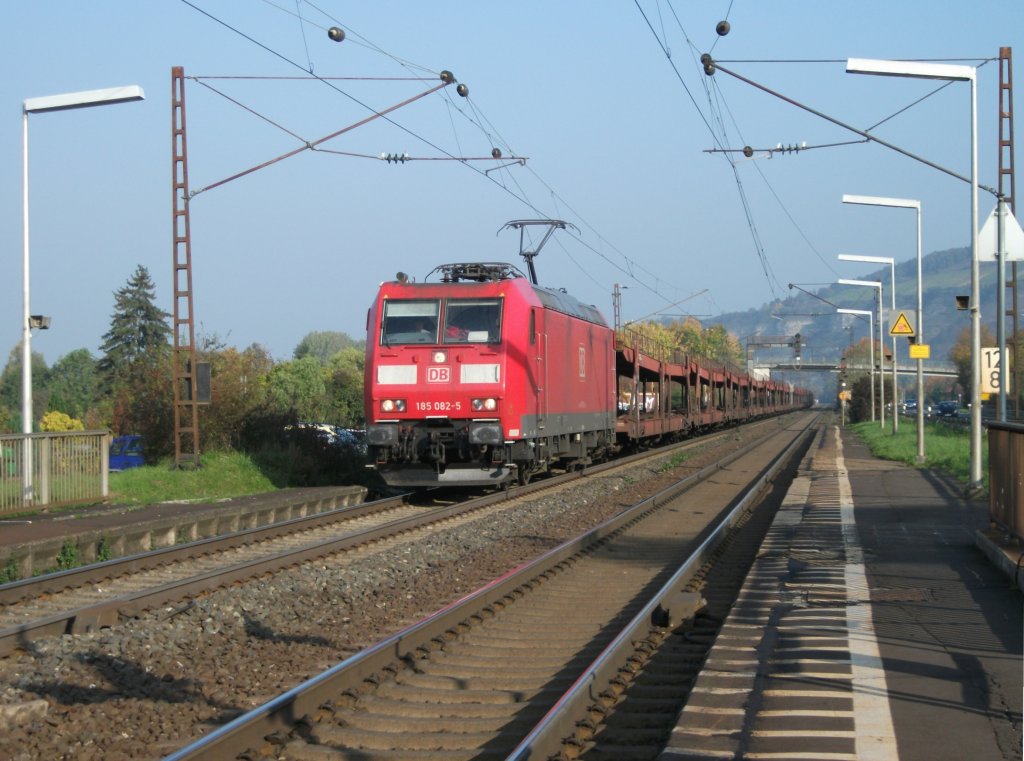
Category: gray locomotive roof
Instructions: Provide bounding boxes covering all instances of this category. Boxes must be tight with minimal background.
[531,284,608,327]
[420,261,608,328]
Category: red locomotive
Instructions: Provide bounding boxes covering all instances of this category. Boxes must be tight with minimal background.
[364,224,812,488]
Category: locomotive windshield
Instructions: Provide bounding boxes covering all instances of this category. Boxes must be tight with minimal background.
[380,300,439,344]
[443,299,502,344]
[379,298,502,345]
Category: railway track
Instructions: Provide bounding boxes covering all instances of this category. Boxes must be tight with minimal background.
[167,413,818,760]
[0,422,765,659]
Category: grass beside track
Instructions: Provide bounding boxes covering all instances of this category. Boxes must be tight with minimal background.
[109,450,278,505]
[850,419,986,489]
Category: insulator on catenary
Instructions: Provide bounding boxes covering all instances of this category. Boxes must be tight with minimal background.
[328,27,345,42]
[716,20,730,36]
[379,152,410,164]
[491,148,502,159]
[440,70,455,84]
[456,83,469,98]
[743,146,754,158]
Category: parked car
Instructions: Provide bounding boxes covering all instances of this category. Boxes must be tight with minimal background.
[109,435,144,471]
[285,424,366,454]
[936,400,959,417]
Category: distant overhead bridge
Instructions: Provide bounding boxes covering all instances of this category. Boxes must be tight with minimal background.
[757,361,958,379]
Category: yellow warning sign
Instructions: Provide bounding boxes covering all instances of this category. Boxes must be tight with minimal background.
[909,343,930,359]
[889,311,915,337]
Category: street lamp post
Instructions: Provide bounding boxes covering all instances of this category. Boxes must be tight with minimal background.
[21,85,144,502]
[837,308,874,423]
[846,57,979,485]
[842,199,922,456]
[838,278,885,429]
[839,249,903,439]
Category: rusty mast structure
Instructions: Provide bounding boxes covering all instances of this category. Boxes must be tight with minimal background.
[171,67,200,468]
[998,48,1018,417]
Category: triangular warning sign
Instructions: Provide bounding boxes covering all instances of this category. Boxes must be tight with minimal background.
[889,311,915,337]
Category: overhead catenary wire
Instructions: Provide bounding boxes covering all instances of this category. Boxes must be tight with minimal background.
[434,70,692,304]
[788,282,866,322]
[182,1,503,185]
[707,0,734,55]
[704,57,1000,196]
[258,0,437,75]
[294,0,314,73]
[187,75,455,196]
[704,76,841,278]
[184,0,699,311]
[637,1,782,302]
[191,76,528,166]
[650,8,1004,305]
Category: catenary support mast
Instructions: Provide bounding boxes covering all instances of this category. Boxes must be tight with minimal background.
[998,48,1017,418]
[171,66,200,467]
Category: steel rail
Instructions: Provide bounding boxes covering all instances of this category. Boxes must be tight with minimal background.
[163,412,814,761]
[0,495,405,607]
[507,415,818,759]
[0,495,407,654]
[0,416,788,658]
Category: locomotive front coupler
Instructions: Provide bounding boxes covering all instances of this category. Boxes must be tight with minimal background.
[427,434,446,465]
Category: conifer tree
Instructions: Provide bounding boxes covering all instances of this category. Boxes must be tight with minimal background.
[98,265,171,381]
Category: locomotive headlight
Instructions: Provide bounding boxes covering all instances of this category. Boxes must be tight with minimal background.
[380,399,407,413]
[432,350,448,364]
[472,398,497,412]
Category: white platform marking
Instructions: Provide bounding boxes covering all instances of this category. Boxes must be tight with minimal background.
[835,428,900,760]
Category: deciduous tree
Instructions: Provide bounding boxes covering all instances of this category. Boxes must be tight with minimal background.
[264,356,329,422]
[294,331,362,364]
[199,344,275,450]
[0,344,50,433]
[325,347,365,426]
[46,349,98,420]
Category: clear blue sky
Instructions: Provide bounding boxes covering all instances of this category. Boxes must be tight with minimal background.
[2,1,1021,365]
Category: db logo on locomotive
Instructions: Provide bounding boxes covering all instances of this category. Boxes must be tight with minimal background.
[427,366,451,383]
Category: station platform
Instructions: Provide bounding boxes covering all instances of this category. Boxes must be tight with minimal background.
[660,424,1023,761]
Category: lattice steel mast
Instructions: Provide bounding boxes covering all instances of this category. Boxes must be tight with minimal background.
[171,67,200,467]
[998,48,1017,418]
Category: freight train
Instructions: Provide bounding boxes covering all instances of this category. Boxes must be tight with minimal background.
[363,240,812,488]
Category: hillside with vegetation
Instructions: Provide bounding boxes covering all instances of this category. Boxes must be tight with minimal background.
[707,245,1009,406]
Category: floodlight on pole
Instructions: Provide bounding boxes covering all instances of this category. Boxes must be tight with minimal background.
[837,308,875,423]
[846,56,979,488]
[21,84,144,503]
[838,279,885,430]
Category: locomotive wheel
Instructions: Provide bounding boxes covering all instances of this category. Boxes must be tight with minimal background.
[516,464,532,486]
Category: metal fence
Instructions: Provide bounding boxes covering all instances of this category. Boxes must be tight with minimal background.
[988,421,1024,543]
[0,431,110,514]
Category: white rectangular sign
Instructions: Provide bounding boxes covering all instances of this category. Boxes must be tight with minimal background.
[981,347,1011,395]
